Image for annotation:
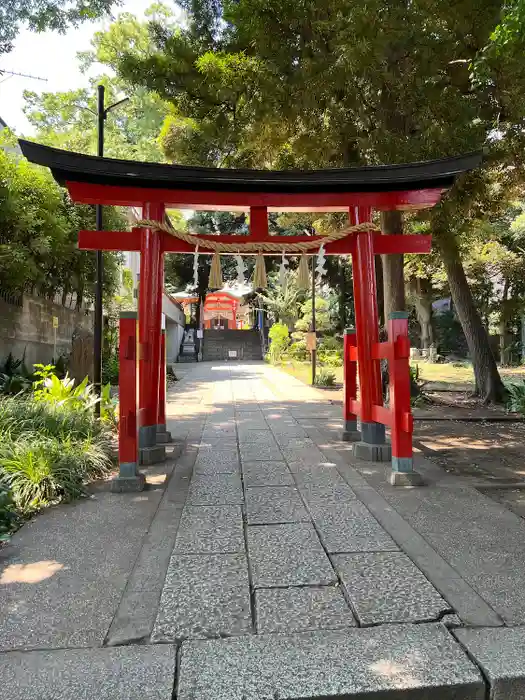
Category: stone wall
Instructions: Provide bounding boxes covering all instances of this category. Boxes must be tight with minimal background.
[0,293,94,373]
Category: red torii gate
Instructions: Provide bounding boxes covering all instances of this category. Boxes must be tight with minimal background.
[19,140,481,489]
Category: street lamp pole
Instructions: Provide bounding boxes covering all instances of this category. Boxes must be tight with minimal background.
[93,85,129,415]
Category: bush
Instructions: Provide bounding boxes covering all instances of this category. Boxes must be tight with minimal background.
[0,485,17,541]
[102,354,119,385]
[33,364,98,412]
[314,369,336,387]
[268,322,290,364]
[0,352,33,396]
[506,380,525,415]
[288,340,308,361]
[317,336,343,368]
[0,394,114,519]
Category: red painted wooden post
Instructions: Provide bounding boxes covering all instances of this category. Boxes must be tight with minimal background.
[111,311,145,491]
[250,206,268,240]
[342,328,360,441]
[138,202,165,463]
[156,321,172,444]
[387,311,422,485]
[349,206,389,460]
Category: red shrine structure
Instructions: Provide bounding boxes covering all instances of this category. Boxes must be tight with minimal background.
[19,140,481,489]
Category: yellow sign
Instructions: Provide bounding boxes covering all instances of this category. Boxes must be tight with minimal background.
[305,332,317,351]
[52,316,59,329]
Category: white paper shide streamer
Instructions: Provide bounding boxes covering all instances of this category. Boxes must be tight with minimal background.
[316,243,327,278]
[193,245,199,288]
[235,254,246,285]
[278,251,289,287]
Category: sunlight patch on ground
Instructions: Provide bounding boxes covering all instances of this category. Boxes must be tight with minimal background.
[369,659,419,687]
[1,560,64,584]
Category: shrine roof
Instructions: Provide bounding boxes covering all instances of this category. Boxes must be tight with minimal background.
[19,140,481,195]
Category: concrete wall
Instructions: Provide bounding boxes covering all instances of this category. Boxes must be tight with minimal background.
[162,294,185,363]
[0,294,94,369]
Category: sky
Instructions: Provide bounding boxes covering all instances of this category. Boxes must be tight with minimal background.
[0,0,156,135]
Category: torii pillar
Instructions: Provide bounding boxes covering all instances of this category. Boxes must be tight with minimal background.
[349,205,391,462]
[137,203,166,464]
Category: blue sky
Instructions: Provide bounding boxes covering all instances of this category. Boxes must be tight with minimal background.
[0,0,159,135]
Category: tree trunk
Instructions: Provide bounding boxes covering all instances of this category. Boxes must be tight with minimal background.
[434,227,506,403]
[499,281,510,366]
[408,277,434,349]
[380,211,405,322]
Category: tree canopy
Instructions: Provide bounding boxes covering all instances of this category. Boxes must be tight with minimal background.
[0,133,123,305]
[1,0,117,55]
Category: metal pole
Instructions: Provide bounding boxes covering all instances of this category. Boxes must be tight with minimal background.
[311,256,317,385]
[93,84,105,415]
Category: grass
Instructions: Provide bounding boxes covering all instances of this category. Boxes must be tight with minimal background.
[0,395,114,528]
[277,358,525,388]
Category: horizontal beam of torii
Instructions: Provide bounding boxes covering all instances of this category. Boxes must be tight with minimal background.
[78,227,432,256]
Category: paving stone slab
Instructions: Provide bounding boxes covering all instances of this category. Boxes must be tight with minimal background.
[193,451,240,475]
[242,461,294,487]
[174,506,245,554]
[247,523,336,587]
[455,627,525,700]
[187,473,243,505]
[238,429,279,446]
[178,623,485,700]
[256,586,356,634]
[245,486,309,524]
[152,553,251,642]
[297,481,357,505]
[240,442,283,461]
[290,462,348,487]
[0,645,176,699]
[334,551,452,625]
[309,501,399,553]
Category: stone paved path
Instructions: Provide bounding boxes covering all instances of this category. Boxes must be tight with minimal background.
[3,361,525,698]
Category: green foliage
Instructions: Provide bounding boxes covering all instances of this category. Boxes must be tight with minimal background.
[100,383,118,428]
[0,146,123,303]
[433,311,469,357]
[506,380,525,415]
[294,298,331,334]
[317,336,343,367]
[267,322,289,364]
[24,79,169,162]
[0,394,113,518]
[258,275,304,330]
[314,369,336,387]
[0,352,34,396]
[102,354,119,385]
[33,370,99,412]
[0,485,17,541]
[288,340,308,361]
[1,0,116,55]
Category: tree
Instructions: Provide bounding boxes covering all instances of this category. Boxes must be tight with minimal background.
[1,0,116,55]
[257,272,306,330]
[0,138,123,305]
[23,78,169,162]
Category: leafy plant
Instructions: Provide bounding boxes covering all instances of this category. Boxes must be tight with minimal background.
[33,366,99,412]
[0,395,114,519]
[0,485,17,541]
[268,322,290,364]
[506,380,525,415]
[102,354,119,385]
[0,352,34,395]
[314,369,336,387]
[100,383,118,428]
